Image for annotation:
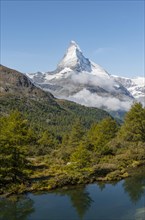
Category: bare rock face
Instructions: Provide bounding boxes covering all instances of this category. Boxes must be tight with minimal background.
[0,65,55,103]
[0,65,33,93]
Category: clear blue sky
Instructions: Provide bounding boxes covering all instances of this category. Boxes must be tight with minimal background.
[1,0,144,77]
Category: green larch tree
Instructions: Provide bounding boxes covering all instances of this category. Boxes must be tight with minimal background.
[118,102,145,142]
[0,111,32,185]
[87,117,119,155]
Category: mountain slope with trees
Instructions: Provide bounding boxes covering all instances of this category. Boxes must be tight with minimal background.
[0,65,145,195]
[0,65,110,135]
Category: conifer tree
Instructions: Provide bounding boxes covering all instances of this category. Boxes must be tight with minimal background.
[59,119,85,162]
[70,143,90,169]
[68,119,85,148]
[0,111,32,184]
[118,103,145,142]
[37,130,57,154]
[87,117,119,154]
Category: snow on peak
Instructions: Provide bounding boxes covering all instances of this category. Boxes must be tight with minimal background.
[132,77,145,87]
[69,40,81,51]
[57,41,92,72]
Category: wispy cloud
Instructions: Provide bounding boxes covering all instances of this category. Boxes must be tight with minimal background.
[93,47,114,55]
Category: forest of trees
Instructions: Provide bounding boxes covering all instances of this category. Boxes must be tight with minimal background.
[0,103,145,194]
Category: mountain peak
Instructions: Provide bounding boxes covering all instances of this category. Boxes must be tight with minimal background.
[57,41,92,72]
[69,40,81,51]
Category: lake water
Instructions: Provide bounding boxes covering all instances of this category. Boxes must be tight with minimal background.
[0,168,145,220]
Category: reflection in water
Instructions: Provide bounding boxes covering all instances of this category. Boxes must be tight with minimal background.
[56,187,93,219]
[97,181,118,192]
[97,182,106,191]
[135,207,145,220]
[123,169,145,203]
[0,168,145,220]
[0,195,34,220]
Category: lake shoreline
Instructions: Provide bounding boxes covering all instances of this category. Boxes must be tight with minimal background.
[1,163,145,199]
[1,166,145,220]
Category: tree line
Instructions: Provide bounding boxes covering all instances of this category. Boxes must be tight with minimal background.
[0,102,145,191]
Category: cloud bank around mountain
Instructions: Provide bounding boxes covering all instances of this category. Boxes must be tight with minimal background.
[68,88,132,111]
[71,72,116,92]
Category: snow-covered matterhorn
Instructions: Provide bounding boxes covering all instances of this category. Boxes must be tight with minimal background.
[26,40,144,111]
[57,40,92,72]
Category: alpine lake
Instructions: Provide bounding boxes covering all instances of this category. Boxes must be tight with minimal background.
[0,167,145,220]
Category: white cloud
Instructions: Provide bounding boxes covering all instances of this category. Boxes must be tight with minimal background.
[68,89,132,111]
[70,72,115,92]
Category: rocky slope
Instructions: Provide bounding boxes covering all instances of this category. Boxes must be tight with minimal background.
[113,76,145,105]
